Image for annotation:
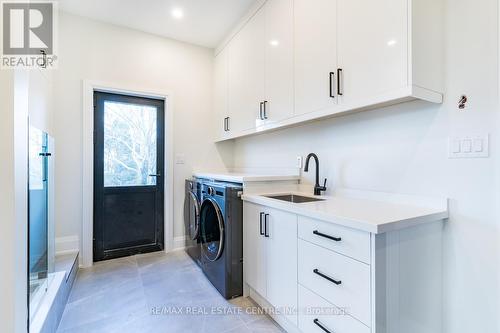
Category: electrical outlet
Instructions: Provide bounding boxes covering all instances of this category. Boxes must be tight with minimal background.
[175,153,186,164]
[448,134,489,158]
[296,156,303,169]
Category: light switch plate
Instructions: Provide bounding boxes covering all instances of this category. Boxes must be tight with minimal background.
[296,156,303,169]
[448,134,489,158]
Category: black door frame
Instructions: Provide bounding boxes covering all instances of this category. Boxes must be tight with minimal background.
[93,91,165,261]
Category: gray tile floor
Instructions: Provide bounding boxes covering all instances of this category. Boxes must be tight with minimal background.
[57,251,285,333]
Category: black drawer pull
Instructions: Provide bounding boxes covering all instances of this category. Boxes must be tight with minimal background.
[313,319,333,333]
[329,72,335,98]
[259,212,265,236]
[264,214,270,237]
[337,68,343,96]
[313,269,342,285]
[313,230,341,242]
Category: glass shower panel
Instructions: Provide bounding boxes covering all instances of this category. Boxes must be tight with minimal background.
[28,125,52,320]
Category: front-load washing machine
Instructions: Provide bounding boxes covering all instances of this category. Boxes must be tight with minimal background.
[199,180,243,299]
[184,178,203,266]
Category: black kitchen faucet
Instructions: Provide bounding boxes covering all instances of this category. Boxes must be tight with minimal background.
[304,153,327,196]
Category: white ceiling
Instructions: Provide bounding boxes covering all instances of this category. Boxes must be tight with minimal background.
[58,0,256,48]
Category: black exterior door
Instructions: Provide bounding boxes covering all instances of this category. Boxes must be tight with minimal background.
[93,91,165,262]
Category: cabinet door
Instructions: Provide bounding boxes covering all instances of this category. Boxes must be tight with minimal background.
[266,207,298,326]
[243,202,267,297]
[228,8,265,133]
[214,48,229,139]
[294,0,338,116]
[337,0,408,105]
[263,0,294,124]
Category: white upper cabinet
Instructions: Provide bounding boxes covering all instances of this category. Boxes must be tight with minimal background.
[263,0,294,124]
[294,0,338,116]
[214,48,229,139]
[337,0,408,105]
[216,0,443,141]
[228,8,265,133]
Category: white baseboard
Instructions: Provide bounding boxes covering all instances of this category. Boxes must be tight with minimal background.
[171,236,187,252]
[55,235,79,255]
[248,286,301,333]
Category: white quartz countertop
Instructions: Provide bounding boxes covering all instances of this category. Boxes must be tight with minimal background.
[193,171,300,183]
[241,190,448,234]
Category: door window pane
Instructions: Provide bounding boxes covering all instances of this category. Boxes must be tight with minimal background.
[104,101,157,187]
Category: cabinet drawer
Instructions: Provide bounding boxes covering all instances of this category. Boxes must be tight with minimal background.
[298,215,371,263]
[298,239,371,325]
[298,285,370,333]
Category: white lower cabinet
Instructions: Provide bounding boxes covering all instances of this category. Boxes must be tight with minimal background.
[243,202,298,325]
[298,216,371,264]
[298,239,371,325]
[243,202,267,297]
[265,207,298,326]
[243,201,443,333]
[298,285,370,333]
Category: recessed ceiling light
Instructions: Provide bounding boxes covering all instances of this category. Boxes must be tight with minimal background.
[269,40,280,47]
[171,8,184,19]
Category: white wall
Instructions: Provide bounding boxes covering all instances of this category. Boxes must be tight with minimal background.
[29,69,53,134]
[0,69,29,333]
[232,0,499,332]
[52,12,231,251]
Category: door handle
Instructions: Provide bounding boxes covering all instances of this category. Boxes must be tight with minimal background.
[149,174,161,177]
[337,68,343,96]
[263,101,268,119]
[329,72,335,98]
[40,50,47,68]
[259,102,264,120]
[226,117,230,131]
[264,214,270,237]
[259,212,265,236]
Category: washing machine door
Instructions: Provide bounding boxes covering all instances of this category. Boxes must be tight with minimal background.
[186,191,200,240]
[200,198,224,262]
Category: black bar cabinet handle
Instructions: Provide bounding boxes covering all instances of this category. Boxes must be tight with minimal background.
[259,212,265,236]
[313,269,342,285]
[337,68,343,96]
[259,102,264,120]
[223,117,227,131]
[226,117,230,131]
[313,230,341,242]
[263,101,268,119]
[264,214,270,237]
[329,72,335,98]
[313,319,333,333]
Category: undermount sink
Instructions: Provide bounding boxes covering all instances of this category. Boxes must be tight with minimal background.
[264,194,325,203]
